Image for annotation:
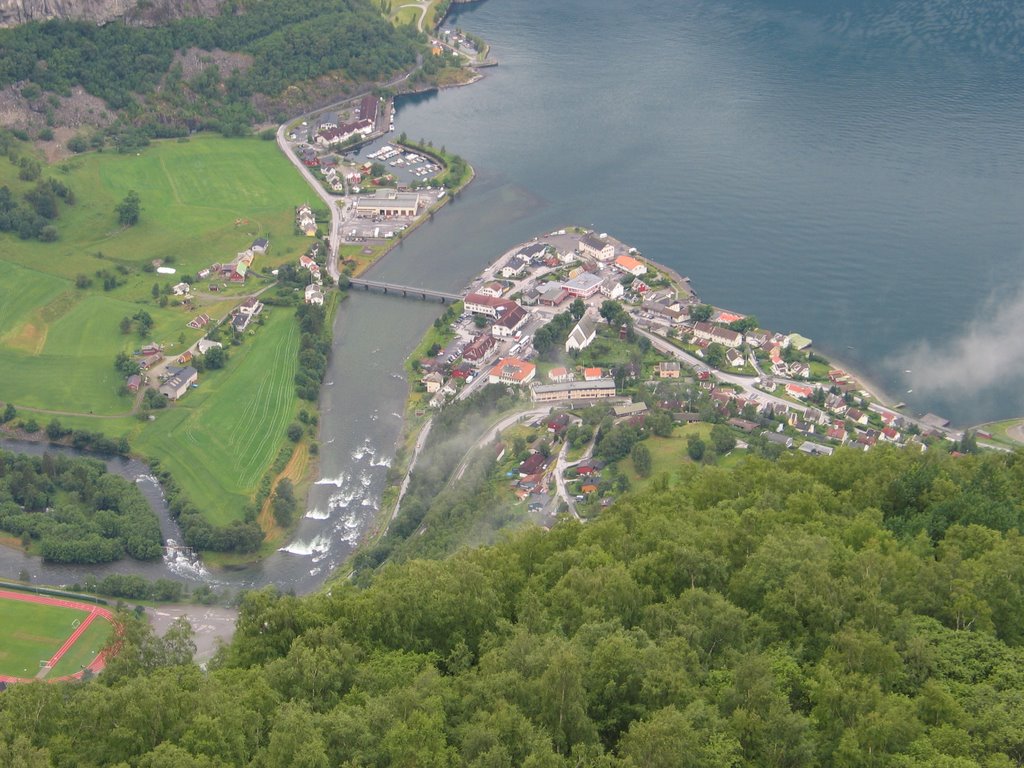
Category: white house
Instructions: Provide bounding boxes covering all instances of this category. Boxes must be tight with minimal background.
[578,232,615,261]
[600,277,624,300]
[565,317,597,353]
[614,254,647,277]
[304,284,324,305]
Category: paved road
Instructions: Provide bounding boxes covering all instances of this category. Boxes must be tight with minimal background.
[273,59,425,284]
[635,328,801,414]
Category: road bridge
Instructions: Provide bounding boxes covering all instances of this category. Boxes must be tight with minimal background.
[347,278,462,303]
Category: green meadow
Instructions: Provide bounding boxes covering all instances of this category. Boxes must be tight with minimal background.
[0,134,321,529]
[134,310,300,525]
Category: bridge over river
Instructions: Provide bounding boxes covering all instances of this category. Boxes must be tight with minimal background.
[347,278,463,303]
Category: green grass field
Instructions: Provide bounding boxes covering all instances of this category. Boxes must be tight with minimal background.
[621,423,715,487]
[0,134,321,530]
[134,310,301,524]
[0,597,90,679]
[48,618,114,679]
[0,134,315,416]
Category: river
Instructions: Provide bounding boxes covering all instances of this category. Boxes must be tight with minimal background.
[3,0,1022,592]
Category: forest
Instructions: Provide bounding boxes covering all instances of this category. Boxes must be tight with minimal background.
[0,450,162,563]
[0,0,421,135]
[4,446,1024,765]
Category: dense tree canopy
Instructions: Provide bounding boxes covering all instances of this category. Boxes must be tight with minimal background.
[0,0,421,135]
[5,447,1024,765]
[0,449,162,562]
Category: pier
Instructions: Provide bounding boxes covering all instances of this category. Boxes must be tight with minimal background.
[347,278,462,303]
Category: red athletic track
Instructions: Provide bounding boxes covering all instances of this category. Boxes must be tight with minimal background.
[0,589,119,684]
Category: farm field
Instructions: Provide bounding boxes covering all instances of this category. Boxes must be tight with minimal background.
[0,132,324,534]
[0,133,316,416]
[0,592,111,681]
[134,310,301,525]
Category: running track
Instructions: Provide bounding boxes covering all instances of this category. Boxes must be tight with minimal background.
[0,589,118,683]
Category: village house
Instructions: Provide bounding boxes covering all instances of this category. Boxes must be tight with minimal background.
[745,329,770,347]
[725,348,745,368]
[500,257,528,279]
[728,417,759,433]
[463,292,515,318]
[613,402,648,418]
[692,321,743,349]
[658,361,681,379]
[422,372,444,394]
[788,362,811,379]
[847,408,869,426]
[126,374,142,393]
[318,112,339,130]
[614,254,647,277]
[238,297,264,316]
[518,242,548,263]
[548,367,574,383]
[478,281,504,298]
[518,452,547,478]
[187,313,211,330]
[159,366,198,401]
[600,277,624,300]
[762,430,794,449]
[565,317,597,353]
[304,284,324,305]
[799,441,835,456]
[488,357,536,386]
[785,383,815,400]
[583,367,603,381]
[462,333,495,362]
[251,238,269,254]
[826,424,848,442]
[547,413,570,435]
[172,282,190,296]
[825,393,848,416]
[578,232,615,261]
[491,304,528,338]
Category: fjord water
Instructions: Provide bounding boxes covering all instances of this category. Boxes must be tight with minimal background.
[389,0,1024,424]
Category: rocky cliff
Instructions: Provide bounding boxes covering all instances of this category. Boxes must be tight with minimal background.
[0,0,224,28]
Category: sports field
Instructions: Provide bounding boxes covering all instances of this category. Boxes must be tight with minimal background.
[0,589,115,682]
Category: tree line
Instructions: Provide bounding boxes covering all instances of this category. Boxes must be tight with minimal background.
[5,447,1024,764]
